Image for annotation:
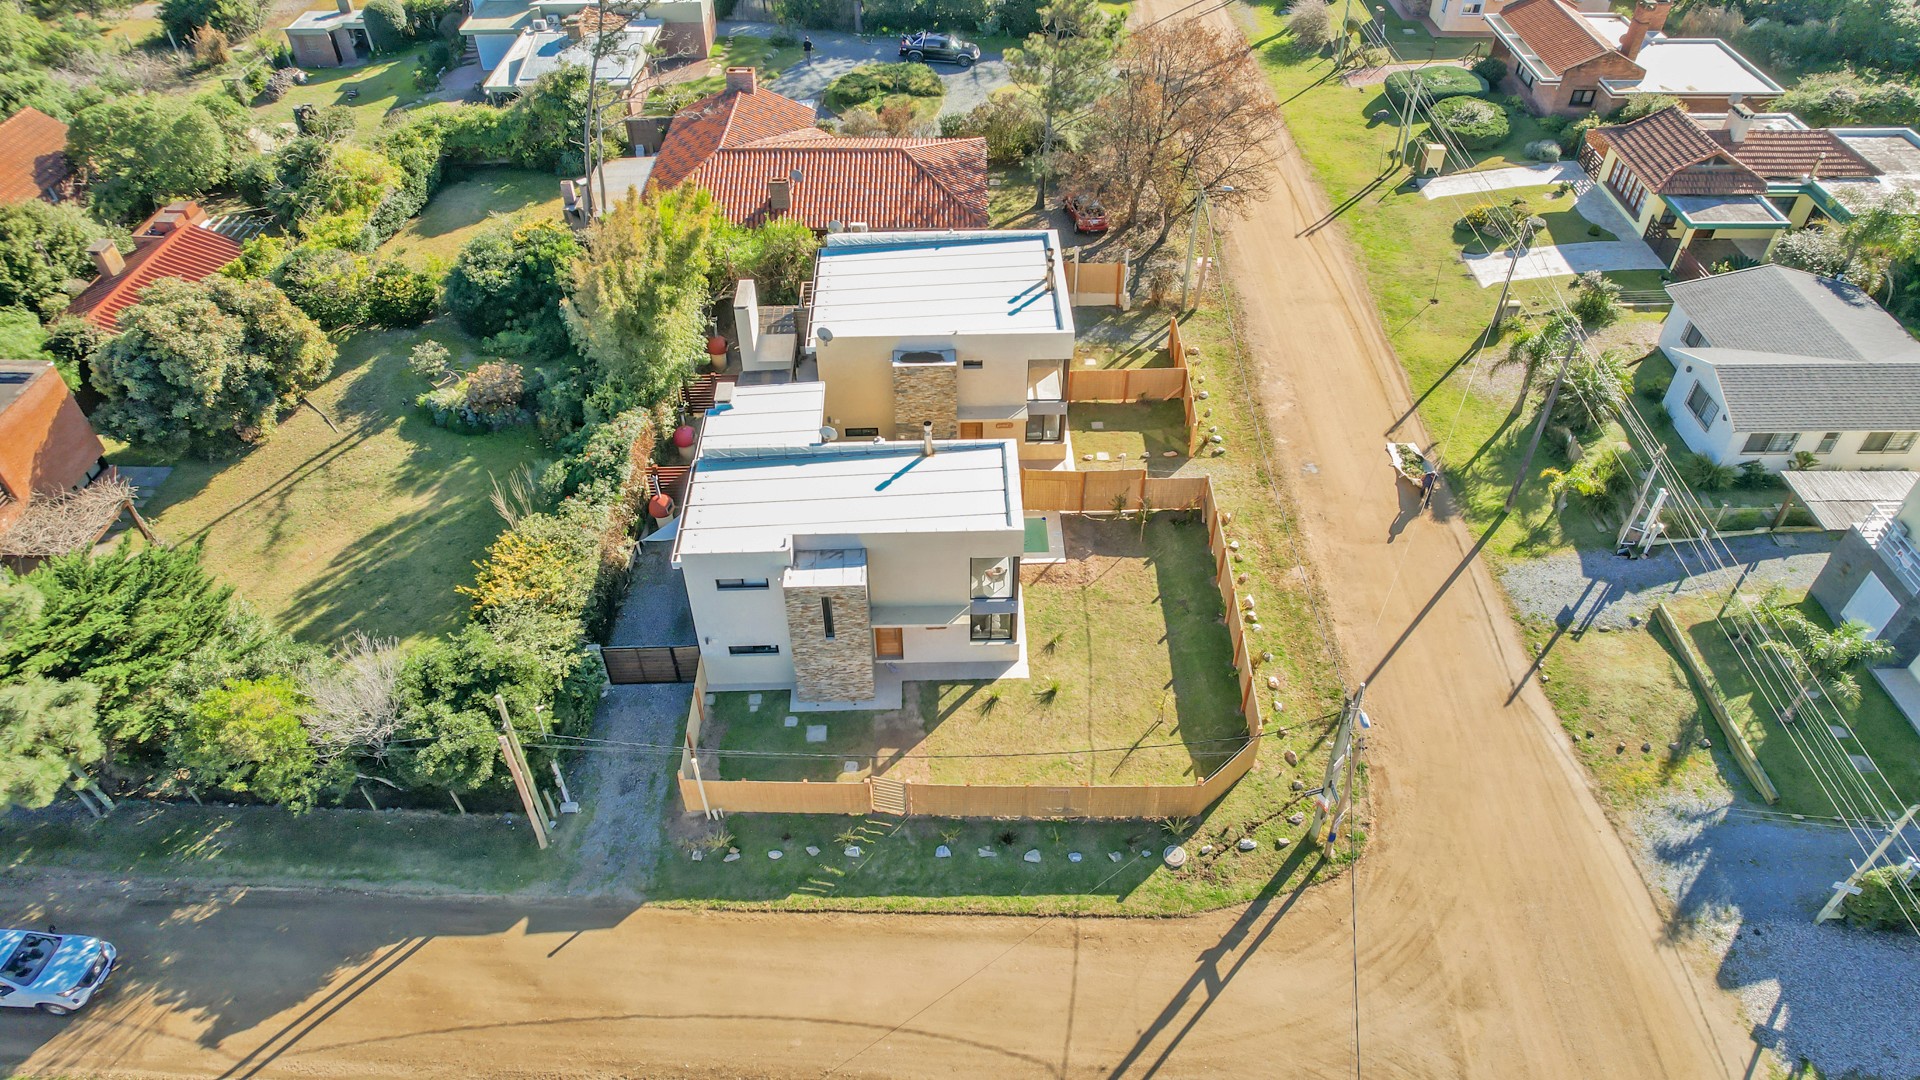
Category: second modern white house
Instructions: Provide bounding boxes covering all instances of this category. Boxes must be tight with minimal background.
[1659,265,1920,471]
[671,382,1029,707]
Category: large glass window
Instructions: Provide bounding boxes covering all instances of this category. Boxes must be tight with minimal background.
[1682,323,1708,348]
[1025,412,1064,442]
[971,556,1016,599]
[1685,382,1718,430]
[1570,88,1594,106]
[1742,432,1797,454]
[1862,431,1918,454]
[970,612,1016,642]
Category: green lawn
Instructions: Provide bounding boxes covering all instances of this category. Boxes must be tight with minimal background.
[1070,401,1190,470]
[129,320,545,648]
[708,691,888,782]
[253,42,435,139]
[380,168,564,267]
[1535,590,1920,818]
[919,514,1246,786]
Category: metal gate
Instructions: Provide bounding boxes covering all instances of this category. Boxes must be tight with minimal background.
[601,645,701,684]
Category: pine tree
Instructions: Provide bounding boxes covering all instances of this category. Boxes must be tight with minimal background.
[0,677,104,811]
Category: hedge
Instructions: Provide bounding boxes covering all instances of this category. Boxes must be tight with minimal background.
[823,63,944,112]
[1430,94,1510,151]
[1382,66,1484,108]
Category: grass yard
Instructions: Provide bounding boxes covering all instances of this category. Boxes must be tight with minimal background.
[380,167,564,266]
[0,804,552,893]
[1535,589,1920,818]
[129,319,544,648]
[920,514,1247,786]
[650,33,806,105]
[708,691,895,783]
[252,43,435,139]
[1070,402,1190,471]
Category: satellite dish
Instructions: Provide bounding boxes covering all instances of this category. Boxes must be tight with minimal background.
[827,220,845,233]
[819,426,837,442]
[816,327,833,342]
[790,168,804,183]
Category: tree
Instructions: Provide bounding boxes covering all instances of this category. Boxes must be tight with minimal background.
[173,675,324,808]
[1075,21,1280,242]
[940,91,1044,166]
[1006,0,1119,209]
[90,276,335,454]
[444,217,581,360]
[1553,350,1628,434]
[1288,0,1333,52]
[157,0,264,38]
[392,625,553,794]
[714,217,818,305]
[361,0,408,52]
[0,201,117,317]
[567,184,727,413]
[68,95,240,222]
[301,632,404,763]
[1569,270,1622,328]
[0,677,103,811]
[1751,589,1896,721]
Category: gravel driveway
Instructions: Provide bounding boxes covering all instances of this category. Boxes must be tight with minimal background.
[1630,792,1920,1079]
[1500,532,1834,630]
[721,20,1012,117]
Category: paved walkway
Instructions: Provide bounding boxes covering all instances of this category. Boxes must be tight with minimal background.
[1424,162,1664,283]
[1463,237,1667,283]
[721,21,1010,117]
[1416,161,1581,199]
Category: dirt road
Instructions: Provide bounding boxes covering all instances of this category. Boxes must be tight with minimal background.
[0,3,1755,1075]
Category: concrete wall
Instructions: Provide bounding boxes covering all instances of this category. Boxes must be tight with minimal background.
[287,30,341,67]
[1811,527,1920,665]
[782,576,875,703]
[683,549,799,689]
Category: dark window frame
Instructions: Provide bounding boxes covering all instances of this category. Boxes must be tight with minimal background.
[716,578,770,590]
[1861,431,1919,454]
[843,426,881,438]
[1569,88,1595,106]
[1685,382,1718,430]
[821,597,836,640]
[727,644,780,656]
[1742,432,1797,454]
[969,612,1016,643]
[1816,431,1840,454]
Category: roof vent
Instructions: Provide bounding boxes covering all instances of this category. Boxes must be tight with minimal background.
[921,420,935,457]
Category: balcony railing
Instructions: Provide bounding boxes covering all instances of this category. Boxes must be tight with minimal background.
[1860,503,1920,594]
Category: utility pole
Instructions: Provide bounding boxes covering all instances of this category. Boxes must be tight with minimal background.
[1310,684,1369,845]
[495,694,550,850]
[1505,336,1579,511]
[579,0,606,221]
[1615,447,1666,549]
[1488,215,1546,336]
[1180,185,1232,310]
[1816,804,1920,923]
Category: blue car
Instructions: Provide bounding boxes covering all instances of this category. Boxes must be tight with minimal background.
[0,929,116,1015]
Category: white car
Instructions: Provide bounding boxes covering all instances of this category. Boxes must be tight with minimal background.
[0,929,116,1015]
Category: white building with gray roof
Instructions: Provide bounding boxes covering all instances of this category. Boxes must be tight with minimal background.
[1658,264,1920,471]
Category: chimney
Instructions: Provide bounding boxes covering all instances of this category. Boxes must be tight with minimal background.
[146,213,181,236]
[921,420,935,456]
[335,0,351,13]
[87,239,123,279]
[725,66,757,94]
[733,278,761,362]
[1622,0,1670,59]
[1727,97,1755,144]
[565,15,583,41]
[767,175,790,213]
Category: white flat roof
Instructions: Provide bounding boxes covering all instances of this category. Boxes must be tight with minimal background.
[677,441,1020,556]
[287,8,362,31]
[808,230,1073,345]
[1607,38,1781,96]
[696,382,826,456]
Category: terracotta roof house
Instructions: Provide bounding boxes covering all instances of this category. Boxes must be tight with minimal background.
[0,107,77,207]
[0,361,108,565]
[617,68,988,232]
[67,201,243,331]
[1485,0,1779,116]
[1580,102,1920,274]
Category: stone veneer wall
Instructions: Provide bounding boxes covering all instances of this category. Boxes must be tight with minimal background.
[892,362,957,439]
[783,582,876,702]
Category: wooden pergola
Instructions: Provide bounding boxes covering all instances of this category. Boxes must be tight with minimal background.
[1775,470,1920,531]
[0,474,158,569]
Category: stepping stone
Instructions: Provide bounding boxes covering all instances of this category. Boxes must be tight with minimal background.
[690,849,703,861]
[1090,420,1105,430]
[1199,844,1215,855]
[722,852,740,863]
[1237,837,1258,851]
[748,702,760,712]
[1274,837,1290,848]
[844,845,863,858]
[1094,452,1110,461]
[1068,851,1083,863]
[1024,849,1042,863]
[1829,724,1851,740]
[805,724,827,743]
[767,850,782,860]
[843,761,859,773]
[1109,851,1123,862]
[1851,754,1878,773]
[978,847,997,858]
[784,715,798,728]
[747,693,763,705]
[805,845,821,856]
[1162,845,1189,869]
[1140,850,1153,859]
[1288,813,1305,826]
[1083,358,1097,366]
[935,845,951,858]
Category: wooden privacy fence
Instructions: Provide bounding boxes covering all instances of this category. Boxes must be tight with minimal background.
[1020,469,1211,514]
[1068,260,1128,308]
[601,645,701,684]
[1064,318,1199,435]
[677,475,1269,820]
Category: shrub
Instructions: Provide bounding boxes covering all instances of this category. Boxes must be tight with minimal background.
[262,67,302,104]
[1736,459,1772,488]
[1287,0,1332,51]
[362,0,408,52]
[1570,270,1621,328]
[444,217,580,359]
[1612,93,1678,121]
[942,91,1043,164]
[1525,138,1562,162]
[408,339,451,382]
[1841,865,1918,931]
[1777,69,1920,129]
[402,0,454,37]
[1382,66,1484,108]
[303,104,356,142]
[1429,94,1509,150]
[465,361,524,416]
[823,63,944,112]
[274,244,368,329]
[1638,372,1670,402]
[1471,55,1508,91]
[189,26,230,68]
[363,258,438,326]
[1682,452,1737,492]
[172,675,326,810]
[1560,111,1605,155]
[159,0,264,39]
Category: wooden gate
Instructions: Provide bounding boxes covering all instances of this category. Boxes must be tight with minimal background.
[601,645,702,683]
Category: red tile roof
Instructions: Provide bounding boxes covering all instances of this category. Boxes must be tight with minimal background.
[1710,128,1880,181]
[0,107,74,206]
[646,74,988,231]
[67,202,243,331]
[1591,105,1767,195]
[1497,0,1620,76]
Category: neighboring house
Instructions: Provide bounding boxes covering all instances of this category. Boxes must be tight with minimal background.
[1809,481,1920,718]
[0,107,76,206]
[1659,265,1920,471]
[672,381,1027,705]
[0,362,105,539]
[1485,0,1779,116]
[462,0,710,72]
[798,229,1073,468]
[1580,103,1920,274]
[67,202,243,331]
[284,0,373,68]
[628,68,988,231]
[482,13,659,100]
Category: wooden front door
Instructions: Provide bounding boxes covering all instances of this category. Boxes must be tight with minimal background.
[874,627,904,659]
[959,422,984,439]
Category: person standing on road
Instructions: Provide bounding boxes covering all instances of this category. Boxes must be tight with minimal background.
[803,35,814,63]
[1420,462,1438,510]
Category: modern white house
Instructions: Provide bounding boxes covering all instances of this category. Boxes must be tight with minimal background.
[481,16,659,100]
[671,382,1028,707]
[461,0,710,73]
[1658,265,1920,471]
[803,229,1074,468]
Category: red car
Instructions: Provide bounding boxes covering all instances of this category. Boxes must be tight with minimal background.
[1063,193,1109,233]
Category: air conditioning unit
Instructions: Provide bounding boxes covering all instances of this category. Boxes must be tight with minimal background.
[530,17,548,31]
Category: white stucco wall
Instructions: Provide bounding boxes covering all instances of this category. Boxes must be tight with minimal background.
[814,327,1075,435]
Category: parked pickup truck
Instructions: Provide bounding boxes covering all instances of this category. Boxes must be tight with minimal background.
[898,31,981,67]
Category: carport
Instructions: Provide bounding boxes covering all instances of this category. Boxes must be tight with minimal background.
[1776,470,1920,531]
